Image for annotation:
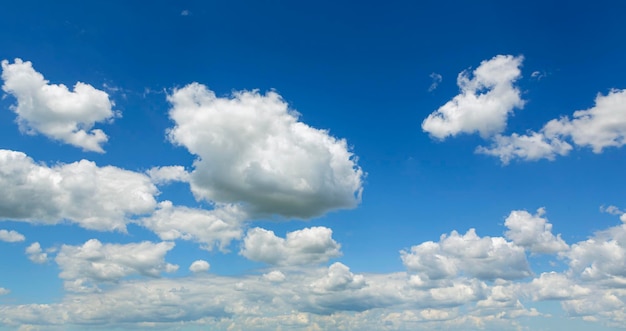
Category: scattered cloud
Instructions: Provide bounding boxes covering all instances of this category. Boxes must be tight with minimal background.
[504,208,568,254]
[166,83,364,219]
[422,55,525,139]
[263,270,286,282]
[55,239,177,292]
[25,242,47,264]
[241,226,341,265]
[428,72,442,92]
[0,149,158,231]
[1,59,118,152]
[189,260,210,273]
[0,229,25,242]
[181,9,190,16]
[139,201,245,251]
[530,70,547,80]
[476,132,572,164]
[147,165,189,185]
[0,288,8,296]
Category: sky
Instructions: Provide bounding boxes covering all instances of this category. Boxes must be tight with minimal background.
[0,1,626,330]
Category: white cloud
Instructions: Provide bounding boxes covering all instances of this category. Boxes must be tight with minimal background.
[139,201,245,251]
[1,59,117,152]
[166,83,364,219]
[428,72,442,92]
[25,242,47,264]
[401,228,532,282]
[0,287,8,295]
[146,166,189,185]
[181,9,190,16]
[478,89,626,163]
[263,270,286,282]
[55,239,177,292]
[189,260,210,273]
[0,229,25,242]
[311,262,366,293]
[504,208,568,254]
[240,226,341,266]
[526,272,590,301]
[0,149,157,231]
[476,132,572,164]
[422,55,524,139]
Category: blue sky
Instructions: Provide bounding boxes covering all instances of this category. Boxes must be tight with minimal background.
[1,1,626,330]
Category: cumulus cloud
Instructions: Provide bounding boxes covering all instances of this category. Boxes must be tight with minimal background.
[311,262,366,293]
[0,287,8,295]
[240,227,341,266]
[0,229,25,242]
[166,83,364,219]
[263,270,286,282]
[146,166,189,185]
[139,201,245,251]
[55,239,177,292]
[478,88,626,163]
[1,59,117,152]
[401,228,532,282]
[25,242,47,264]
[0,149,157,231]
[422,55,524,139]
[189,260,210,273]
[504,208,568,254]
[526,272,590,301]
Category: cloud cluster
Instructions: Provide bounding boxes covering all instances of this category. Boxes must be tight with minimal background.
[0,229,25,242]
[503,208,568,254]
[166,83,364,219]
[241,226,342,266]
[55,239,177,292]
[0,149,157,231]
[424,55,626,164]
[1,59,117,152]
[422,55,524,139]
[25,242,47,264]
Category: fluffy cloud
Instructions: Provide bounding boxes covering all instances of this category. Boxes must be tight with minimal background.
[422,55,524,139]
[0,149,157,231]
[263,270,286,282]
[146,166,189,185]
[25,242,47,264]
[55,239,177,292]
[401,228,532,282]
[139,201,245,251]
[0,288,8,296]
[166,83,364,219]
[189,260,210,273]
[240,227,341,266]
[477,88,626,163]
[504,208,568,254]
[311,262,366,293]
[0,229,25,242]
[526,272,590,301]
[1,59,117,152]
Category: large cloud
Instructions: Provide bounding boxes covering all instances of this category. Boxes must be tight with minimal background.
[0,149,157,231]
[166,83,364,219]
[55,239,178,292]
[240,226,341,265]
[1,59,117,152]
[422,55,524,139]
[504,208,568,254]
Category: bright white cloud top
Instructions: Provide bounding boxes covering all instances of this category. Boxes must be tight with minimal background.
[1,3,626,330]
[166,83,364,219]
[1,59,117,153]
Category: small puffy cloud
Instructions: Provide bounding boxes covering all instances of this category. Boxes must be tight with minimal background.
[504,208,568,254]
[401,228,532,282]
[1,59,117,152]
[476,132,572,164]
[526,272,591,301]
[146,166,189,185]
[25,242,47,264]
[311,262,366,293]
[240,227,341,266]
[189,260,210,273]
[0,287,9,295]
[0,149,157,231]
[139,201,245,251]
[422,55,524,139]
[55,239,177,291]
[479,89,626,163]
[181,9,190,16]
[166,83,364,219]
[428,72,442,92]
[0,229,25,242]
[263,270,286,282]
